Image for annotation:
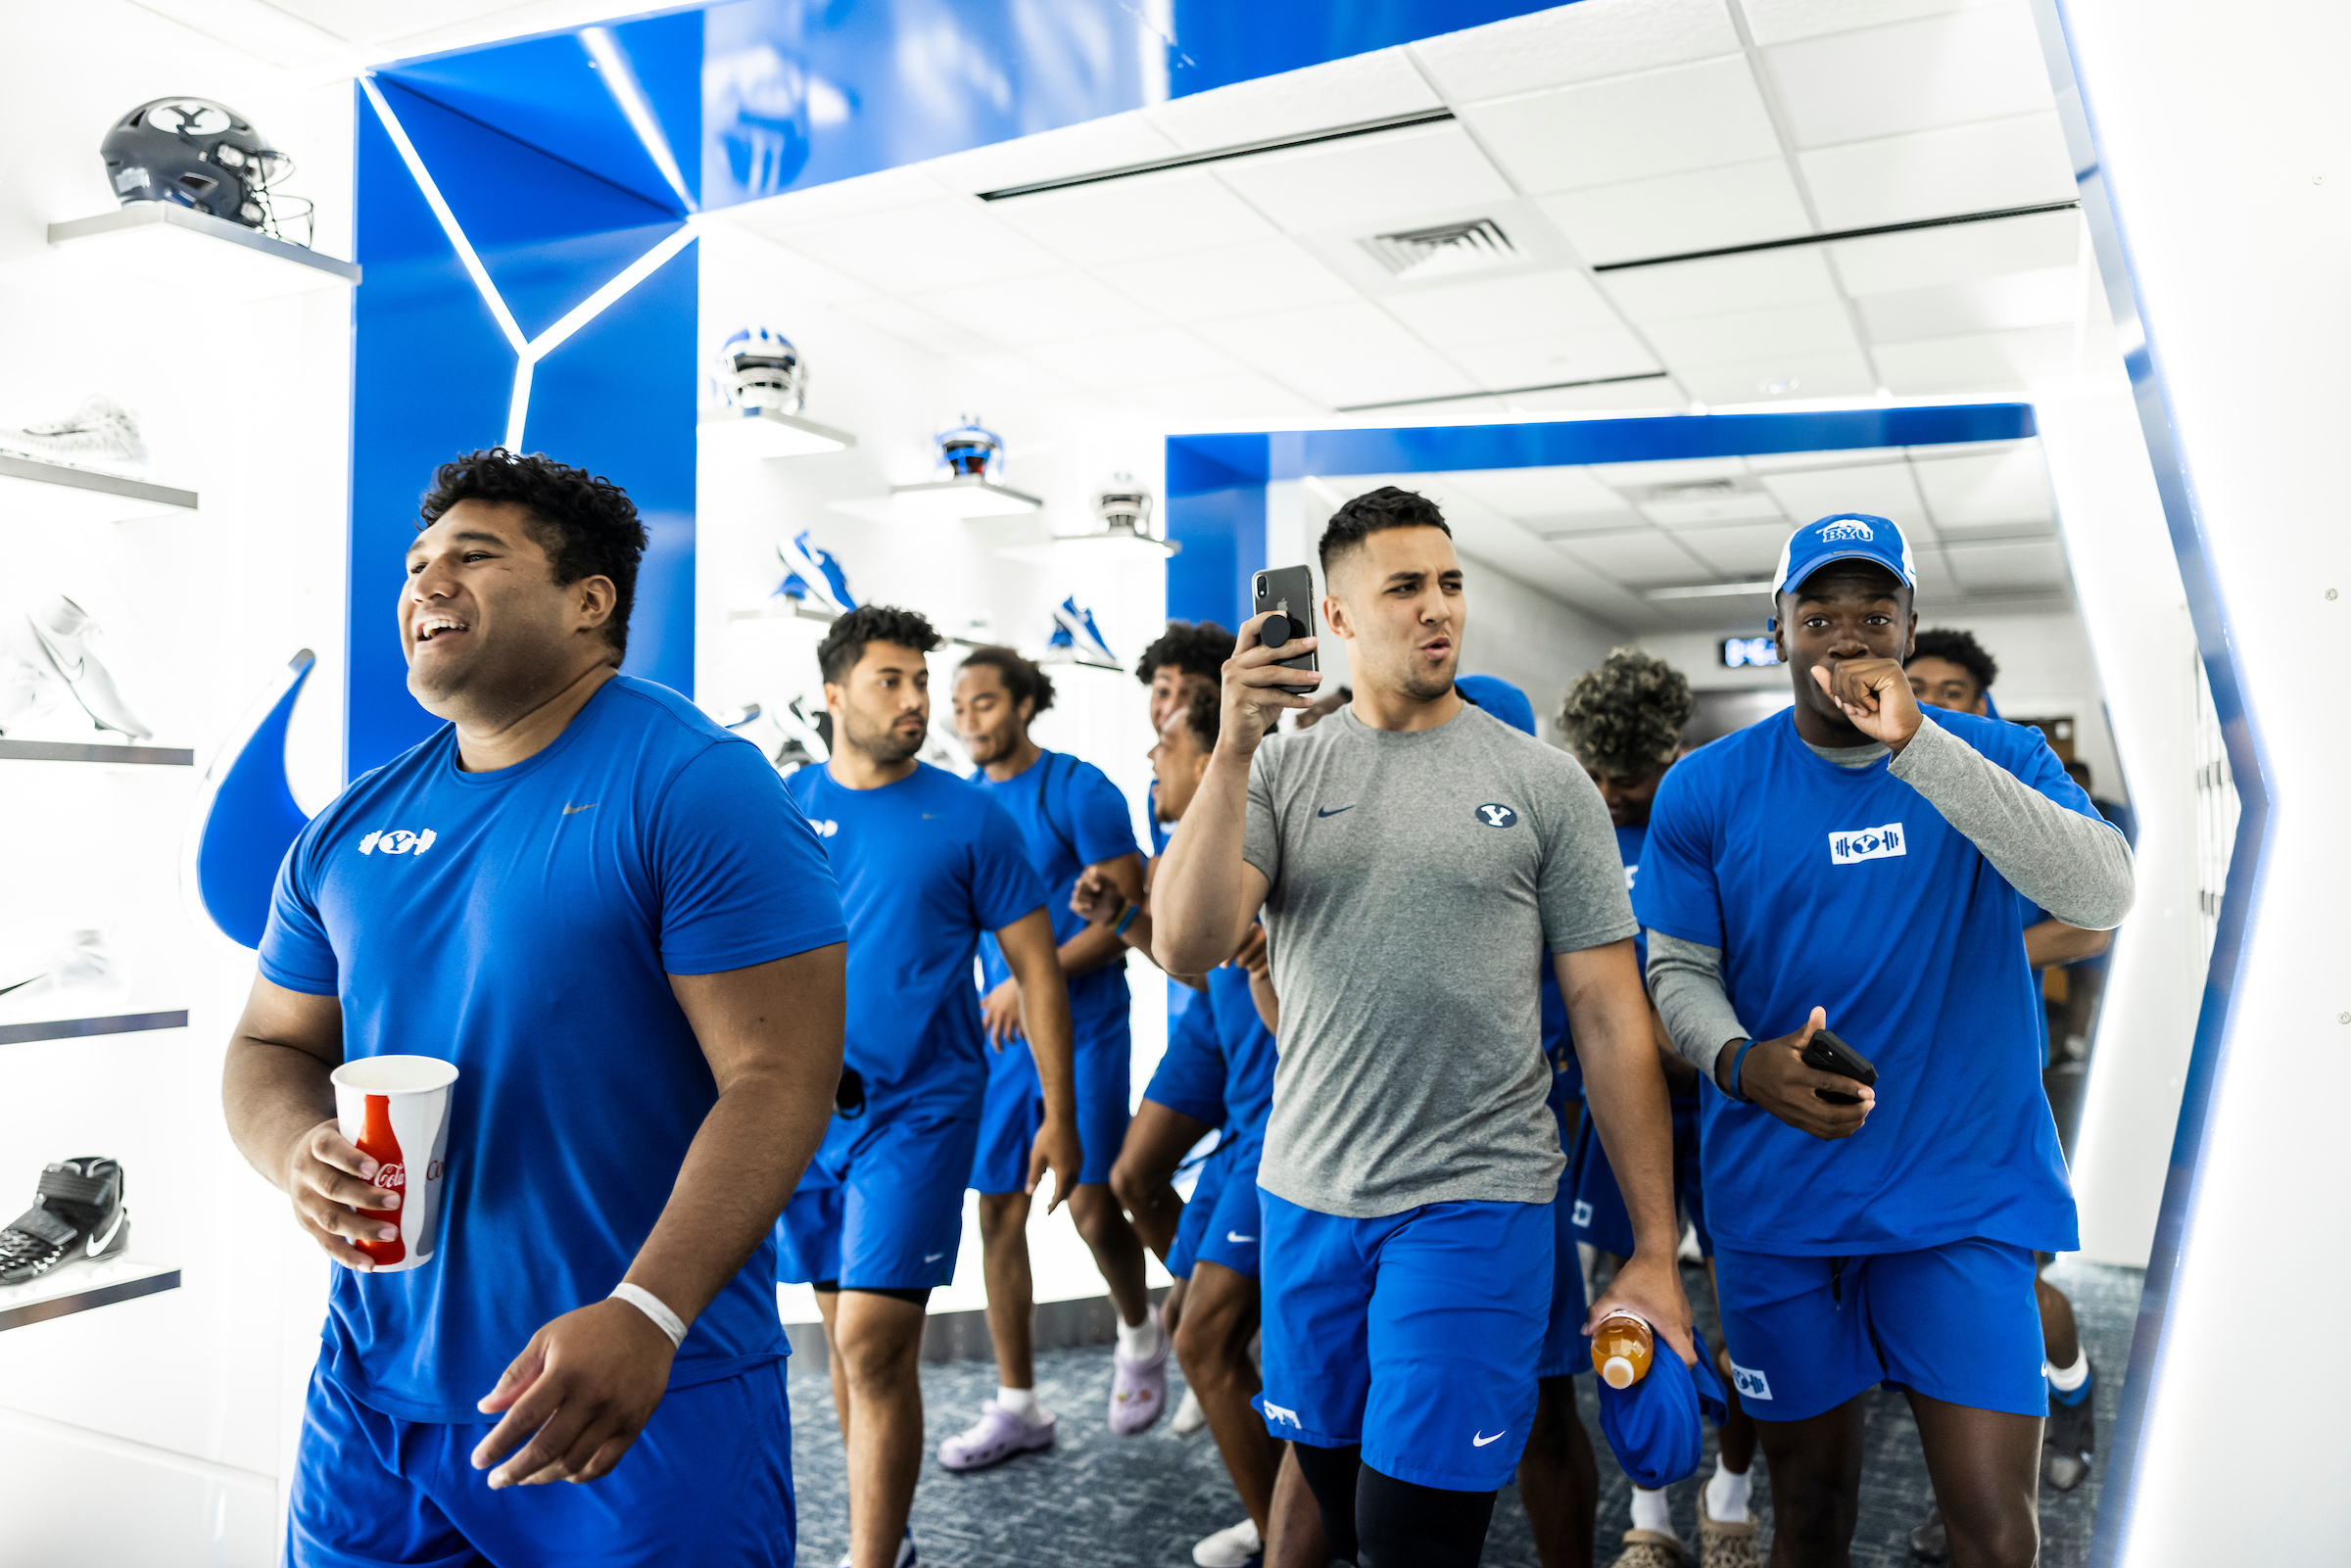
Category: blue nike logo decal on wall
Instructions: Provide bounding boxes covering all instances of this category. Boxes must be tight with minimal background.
[1317,805,1356,818]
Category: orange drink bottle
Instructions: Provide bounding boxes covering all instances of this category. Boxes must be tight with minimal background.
[1591,1310,1654,1389]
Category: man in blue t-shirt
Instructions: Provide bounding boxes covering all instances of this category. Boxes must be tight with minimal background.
[1639,514,2134,1568]
[939,646,1160,1467]
[226,451,848,1567]
[779,605,1079,1568]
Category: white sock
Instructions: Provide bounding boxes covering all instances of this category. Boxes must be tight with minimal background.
[996,1385,1040,1422]
[1117,1308,1165,1361]
[2046,1347,2089,1393]
[1704,1458,1751,1525]
[1629,1486,1673,1535]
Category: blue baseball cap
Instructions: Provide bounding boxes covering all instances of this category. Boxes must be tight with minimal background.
[1771,512,1917,598]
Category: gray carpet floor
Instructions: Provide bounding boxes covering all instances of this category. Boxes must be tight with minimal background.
[787,1257,2137,1566]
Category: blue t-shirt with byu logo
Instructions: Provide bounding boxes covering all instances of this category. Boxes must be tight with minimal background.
[260,677,846,1423]
[787,762,1046,1118]
[974,750,1143,1036]
[1634,708,2099,1257]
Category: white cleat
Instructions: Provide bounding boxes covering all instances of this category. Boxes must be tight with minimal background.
[1193,1517,1262,1568]
[0,395,147,469]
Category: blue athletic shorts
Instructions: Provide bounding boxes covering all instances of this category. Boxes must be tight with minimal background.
[1536,1181,1589,1380]
[1568,1095,1710,1261]
[970,1018,1131,1193]
[287,1363,793,1566]
[1142,1012,1226,1127]
[1254,1189,1553,1491]
[1711,1237,2047,1423]
[1167,1138,1264,1281]
[776,1108,979,1291]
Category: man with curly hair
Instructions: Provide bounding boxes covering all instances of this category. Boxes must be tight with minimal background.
[1135,620,1234,853]
[228,450,848,1565]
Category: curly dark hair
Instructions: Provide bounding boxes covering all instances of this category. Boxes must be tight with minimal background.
[1908,628,1998,696]
[817,604,941,685]
[419,449,648,659]
[1176,679,1220,753]
[958,644,1055,717]
[1134,620,1234,686]
[1558,648,1695,777]
[1319,486,1452,578]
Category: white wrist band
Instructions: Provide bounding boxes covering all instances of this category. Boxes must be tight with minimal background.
[609,1282,686,1348]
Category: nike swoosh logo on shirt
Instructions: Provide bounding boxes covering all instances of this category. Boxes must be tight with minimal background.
[1472,1429,1506,1447]
[562,803,598,815]
[1316,805,1356,818]
[923,1252,946,1262]
[1226,1231,1256,1243]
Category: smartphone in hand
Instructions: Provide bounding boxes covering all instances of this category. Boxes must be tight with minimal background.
[1253,566,1319,696]
[1800,1028,1878,1105]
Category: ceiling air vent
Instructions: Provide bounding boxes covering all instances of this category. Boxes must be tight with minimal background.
[1359,217,1518,281]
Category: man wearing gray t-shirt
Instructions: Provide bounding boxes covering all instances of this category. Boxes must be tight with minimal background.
[1154,487,1693,1568]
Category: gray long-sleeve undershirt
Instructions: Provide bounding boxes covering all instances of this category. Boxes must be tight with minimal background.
[1647,710,2136,1080]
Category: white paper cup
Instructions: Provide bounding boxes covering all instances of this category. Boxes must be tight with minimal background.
[331,1055,457,1272]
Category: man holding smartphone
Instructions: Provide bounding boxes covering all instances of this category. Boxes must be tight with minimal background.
[1638,514,2134,1568]
[1152,486,1691,1568]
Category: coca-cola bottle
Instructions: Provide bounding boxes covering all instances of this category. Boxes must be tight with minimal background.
[354,1093,407,1267]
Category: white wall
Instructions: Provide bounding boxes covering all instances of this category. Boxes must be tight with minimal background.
[0,9,357,1563]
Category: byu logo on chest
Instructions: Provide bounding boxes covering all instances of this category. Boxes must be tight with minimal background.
[358,829,438,857]
[1828,822,1905,865]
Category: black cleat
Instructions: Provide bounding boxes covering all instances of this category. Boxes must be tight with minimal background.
[2043,1365,2096,1492]
[0,1157,129,1286]
[1909,1502,1948,1562]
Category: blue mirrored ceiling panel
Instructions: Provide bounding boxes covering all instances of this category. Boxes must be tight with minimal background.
[519,239,699,699]
[1166,0,1566,95]
[351,88,523,777]
[374,78,687,343]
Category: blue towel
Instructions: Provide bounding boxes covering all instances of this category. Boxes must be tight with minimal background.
[1597,1330,1730,1490]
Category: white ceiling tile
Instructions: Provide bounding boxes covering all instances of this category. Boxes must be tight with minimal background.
[1943,538,2067,590]
[1211,123,1514,236]
[1413,0,1743,102]
[729,165,952,229]
[1281,353,1483,409]
[1675,349,1878,404]
[1870,324,2075,394]
[1828,208,2079,292]
[1602,248,1841,323]
[985,169,1280,266]
[1144,48,1444,151]
[833,297,993,358]
[1640,491,1787,527]
[1506,375,1689,413]
[772,200,1062,293]
[1754,460,1927,529]
[1764,4,2054,149]
[907,270,1162,346]
[1098,238,1360,321]
[1673,519,1799,573]
[1447,327,1663,390]
[1737,0,2004,46]
[1122,374,1324,422]
[1856,264,2080,342]
[1644,299,1862,365]
[922,111,1182,196]
[1537,161,1811,265]
[1911,447,2056,528]
[1338,395,1520,422]
[1444,465,1649,525]
[1744,445,1907,471]
[716,227,876,307]
[1463,56,1782,194]
[1193,300,1429,368]
[1588,456,1751,489]
[1022,328,1244,387]
[1376,269,1625,347]
[1799,112,2077,231]
[1550,529,1718,588]
[945,351,1081,397]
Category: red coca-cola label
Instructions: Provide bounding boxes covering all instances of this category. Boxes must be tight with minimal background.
[354,1093,407,1266]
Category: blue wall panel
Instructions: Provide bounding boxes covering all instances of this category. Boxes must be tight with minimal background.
[1167,0,1564,96]
[1166,433,1269,631]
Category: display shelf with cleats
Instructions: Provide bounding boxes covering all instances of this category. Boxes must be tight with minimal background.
[23,204,360,303]
[0,453,197,525]
[0,739,194,766]
[0,1259,179,1333]
[0,1012,190,1049]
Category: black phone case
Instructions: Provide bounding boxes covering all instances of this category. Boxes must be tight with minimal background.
[1253,566,1319,695]
[1801,1027,1878,1104]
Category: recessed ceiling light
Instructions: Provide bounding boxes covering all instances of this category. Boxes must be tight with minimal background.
[1759,376,1800,397]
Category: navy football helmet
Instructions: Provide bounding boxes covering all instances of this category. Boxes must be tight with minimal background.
[100,98,298,236]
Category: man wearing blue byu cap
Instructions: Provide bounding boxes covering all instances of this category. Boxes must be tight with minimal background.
[1154,486,1693,1568]
[1638,512,2135,1568]
[946,645,1163,1463]
[781,605,1080,1568]
[228,450,847,1567]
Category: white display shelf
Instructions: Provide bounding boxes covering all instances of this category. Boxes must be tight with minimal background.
[0,452,197,526]
[0,1259,180,1333]
[9,204,360,304]
[0,739,194,767]
[726,599,840,625]
[698,406,855,458]
[0,1011,190,1049]
[831,477,1044,523]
